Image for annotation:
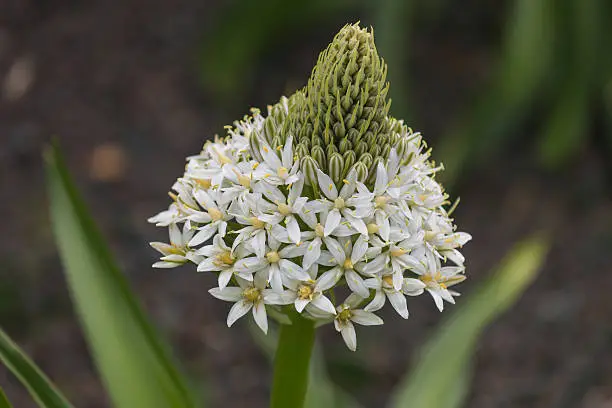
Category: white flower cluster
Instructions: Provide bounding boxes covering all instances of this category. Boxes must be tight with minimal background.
[149,102,471,351]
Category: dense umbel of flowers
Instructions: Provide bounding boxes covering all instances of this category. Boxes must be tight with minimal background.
[149,23,471,351]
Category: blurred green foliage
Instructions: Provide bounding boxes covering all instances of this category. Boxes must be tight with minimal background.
[0,328,73,408]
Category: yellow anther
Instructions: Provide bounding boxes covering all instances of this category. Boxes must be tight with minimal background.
[243,287,261,302]
[276,145,283,151]
[266,251,280,263]
[337,307,353,322]
[342,179,349,184]
[215,251,235,266]
[297,284,314,300]
[382,275,394,287]
[263,146,269,153]
[252,162,260,169]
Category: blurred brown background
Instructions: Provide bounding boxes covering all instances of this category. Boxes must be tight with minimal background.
[1,0,612,407]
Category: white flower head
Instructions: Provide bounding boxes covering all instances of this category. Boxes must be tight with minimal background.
[149,24,471,351]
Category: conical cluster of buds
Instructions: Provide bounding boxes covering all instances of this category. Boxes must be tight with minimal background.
[149,23,471,351]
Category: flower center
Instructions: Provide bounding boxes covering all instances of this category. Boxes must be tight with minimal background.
[390,247,407,257]
[277,167,289,179]
[297,284,314,300]
[213,146,233,165]
[337,307,353,323]
[375,195,390,208]
[243,287,261,302]
[382,275,394,287]
[334,197,345,209]
[215,251,234,266]
[366,223,379,234]
[248,217,265,229]
[266,251,281,263]
[195,178,212,189]
[168,245,185,256]
[277,203,292,216]
[315,223,325,237]
[343,258,353,270]
[207,207,223,221]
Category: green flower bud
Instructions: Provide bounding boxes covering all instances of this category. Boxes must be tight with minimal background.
[300,155,319,187]
[342,150,356,178]
[263,116,277,145]
[381,143,391,159]
[326,143,338,158]
[311,145,326,170]
[359,152,373,168]
[369,144,381,157]
[272,135,282,150]
[350,161,369,183]
[338,137,352,154]
[248,133,264,162]
[328,153,344,184]
[295,143,309,159]
[354,140,368,157]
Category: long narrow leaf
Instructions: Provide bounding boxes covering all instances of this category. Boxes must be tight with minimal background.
[44,143,197,408]
[0,328,72,408]
[390,234,549,408]
[0,386,11,408]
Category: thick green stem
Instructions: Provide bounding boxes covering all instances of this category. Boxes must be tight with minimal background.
[269,312,315,408]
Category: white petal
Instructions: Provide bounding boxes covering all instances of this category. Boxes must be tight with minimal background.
[350,235,369,264]
[374,162,388,194]
[324,209,342,237]
[302,238,322,270]
[218,269,233,289]
[269,264,284,293]
[209,287,242,301]
[315,267,342,291]
[350,310,384,326]
[364,290,386,312]
[188,224,217,247]
[282,136,294,168]
[286,216,301,244]
[279,243,307,258]
[295,298,310,313]
[252,230,267,258]
[323,236,345,264]
[288,176,304,204]
[402,278,426,296]
[311,295,337,315]
[317,169,338,200]
[387,291,409,319]
[234,257,267,274]
[317,250,337,267]
[340,321,357,351]
[252,302,268,334]
[279,259,309,280]
[345,270,370,298]
[168,223,182,246]
[428,289,445,312]
[227,299,252,327]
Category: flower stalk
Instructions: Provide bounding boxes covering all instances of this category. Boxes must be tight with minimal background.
[270,312,316,408]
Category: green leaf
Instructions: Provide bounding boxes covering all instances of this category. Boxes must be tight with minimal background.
[0,328,72,408]
[44,142,197,408]
[0,386,11,408]
[390,233,549,408]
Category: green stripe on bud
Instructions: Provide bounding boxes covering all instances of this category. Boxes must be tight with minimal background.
[311,145,326,171]
[350,161,369,183]
[367,157,384,185]
[342,150,356,179]
[300,155,319,187]
[328,153,344,184]
[359,152,373,169]
[248,133,264,162]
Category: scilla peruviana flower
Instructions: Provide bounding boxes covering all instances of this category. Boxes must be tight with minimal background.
[149,23,471,350]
